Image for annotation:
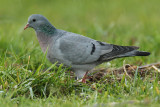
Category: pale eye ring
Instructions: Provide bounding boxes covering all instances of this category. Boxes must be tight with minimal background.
[33,19,36,22]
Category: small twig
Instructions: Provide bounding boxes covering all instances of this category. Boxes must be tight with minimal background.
[123,60,132,79]
[125,64,136,72]
[152,65,160,73]
[139,62,160,69]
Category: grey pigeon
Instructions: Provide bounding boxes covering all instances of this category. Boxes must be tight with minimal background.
[24,14,150,83]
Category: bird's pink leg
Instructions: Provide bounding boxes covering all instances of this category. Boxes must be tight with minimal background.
[81,71,89,83]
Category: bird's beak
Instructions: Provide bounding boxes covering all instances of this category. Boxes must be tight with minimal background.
[24,24,29,30]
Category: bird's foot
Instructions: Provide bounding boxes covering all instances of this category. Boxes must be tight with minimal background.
[81,78,86,83]
[77,71,89,83]
[77,78,86,83]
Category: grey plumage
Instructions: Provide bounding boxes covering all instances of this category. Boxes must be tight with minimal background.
[24,14,150,79]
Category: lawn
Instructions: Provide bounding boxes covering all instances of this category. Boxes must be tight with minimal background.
[0,0,160,106]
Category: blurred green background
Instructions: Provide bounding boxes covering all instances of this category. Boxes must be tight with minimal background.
[0,0,159,67]
[0,0,160,106]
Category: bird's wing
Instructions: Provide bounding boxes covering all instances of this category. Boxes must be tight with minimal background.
[56,32,113,64]
[56,31,140,64]
[97,44,139,61]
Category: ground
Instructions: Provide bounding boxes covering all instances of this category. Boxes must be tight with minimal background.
[0,0,160,107]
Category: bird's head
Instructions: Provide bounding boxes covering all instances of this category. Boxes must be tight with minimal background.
[24,14,55,32]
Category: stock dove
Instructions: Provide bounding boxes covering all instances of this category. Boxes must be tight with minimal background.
[24,14,150,83]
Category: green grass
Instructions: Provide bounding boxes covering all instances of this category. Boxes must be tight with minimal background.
[0,0,160,106]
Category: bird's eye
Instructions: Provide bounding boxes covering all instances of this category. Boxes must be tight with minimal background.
[33,19,36,22]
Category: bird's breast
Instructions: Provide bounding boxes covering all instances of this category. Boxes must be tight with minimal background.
[36,31,53,53]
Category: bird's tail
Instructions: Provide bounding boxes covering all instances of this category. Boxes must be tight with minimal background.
[134,51,151,56]
[98,45,150,61]
[118,50,150,57]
